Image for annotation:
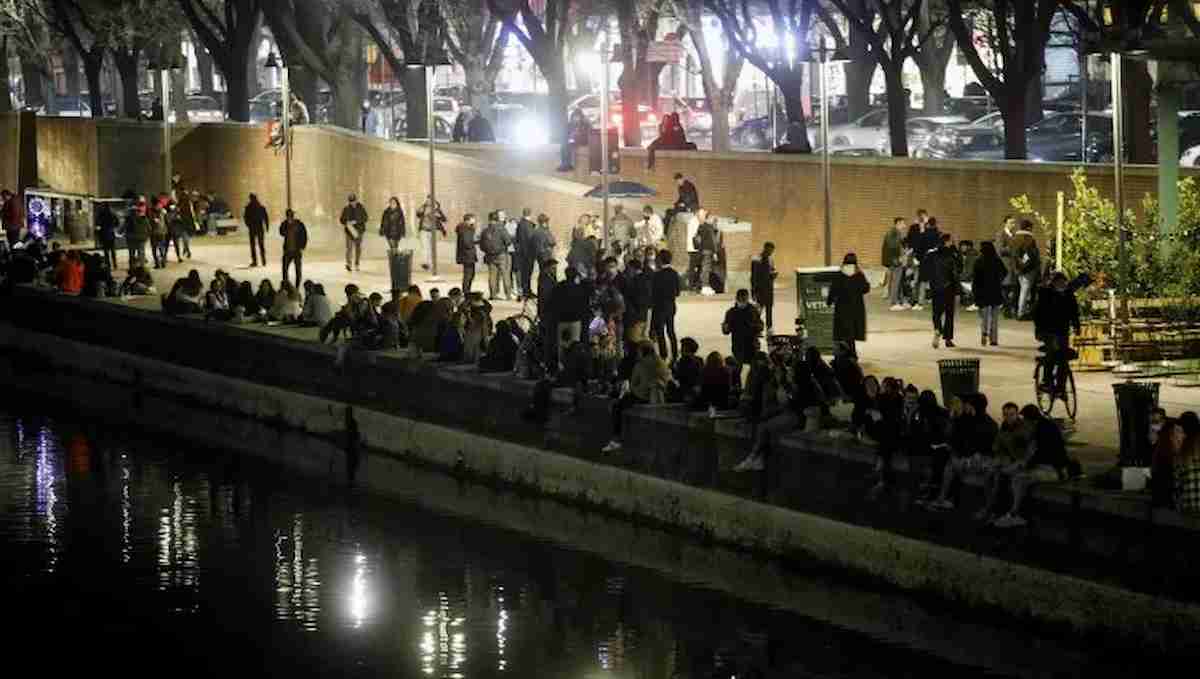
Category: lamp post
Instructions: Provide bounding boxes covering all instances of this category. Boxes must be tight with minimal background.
[600,29,611,249]
[148,47,180,198]
[814,41,850,266]
[265,52,292,212]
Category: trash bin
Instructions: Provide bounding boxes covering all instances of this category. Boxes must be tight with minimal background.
[1112,381,1160,467]
[388,249,413,292]
[937,359,980,407]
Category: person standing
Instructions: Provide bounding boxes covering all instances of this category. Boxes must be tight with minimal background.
[973,241,1008,346]
[996,214,1018,317]
[1,189,19,246]
[530,213,557,283]
[340,193,368,272]
[913,212,939,310]
[750,242,778,332]
[610,204,636,250]
[882,217,907,310]
[455,213,479,294]
[499,209,519,295]
[514,208,537,298]
[650,250,681,362]
[722,289,763,367]
[243,193,269,267]
[1014,221,1041,320]
[96,202,119,271]
[827,253,870,358]
[479,212,513,300]
[380,196,406,254]
[638,205,664,249]
[930,233,962,348]
[148,202,169,269]
[167,201,191,263]
[279,209,308,289]
[416,195,447,271]
[125,196,150,266]
[695,210,720,296]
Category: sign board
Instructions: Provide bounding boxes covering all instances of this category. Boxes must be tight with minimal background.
[795,266,841,353]
[647,40,686,64]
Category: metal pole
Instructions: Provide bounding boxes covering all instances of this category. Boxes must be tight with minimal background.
[428,64,439,279]
[1110,51,1134,373]
[600,30,610,249]
[281,65,292,212]
[161,69,171,196]
[770,73,777,148]
[1080,53,1089,162]
[820,51,832,267]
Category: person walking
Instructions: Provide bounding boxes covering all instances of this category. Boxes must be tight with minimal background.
[340,193,368,272]
[750,242,777,332]
[650,250,681,362]
[125,196,150,266]
[1013,221,1040,320]
[279,209,308,289]
[695,210,720,296]
[882,217,907,310]
[480,212,513,300]
[148,202,169,269]
[380,196,406,254]
[96,202,119,271]
[514,208,537,298]
[455,213,479,294]
[243,193,269,267]
[167,201,191,263]
[417,195,447,271]
[827,253,870,358]
[973,241,1008,346]
[722,288,763,367]
[930,233,962,348]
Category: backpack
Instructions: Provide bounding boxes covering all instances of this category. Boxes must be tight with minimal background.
[481,225,505,256]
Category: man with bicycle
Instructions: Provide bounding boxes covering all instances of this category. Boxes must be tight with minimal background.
[1033,272,1081,395]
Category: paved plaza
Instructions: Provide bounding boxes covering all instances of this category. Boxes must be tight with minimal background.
[121,228,1200,469]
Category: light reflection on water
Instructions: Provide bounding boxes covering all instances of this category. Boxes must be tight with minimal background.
[0,408,1166,678]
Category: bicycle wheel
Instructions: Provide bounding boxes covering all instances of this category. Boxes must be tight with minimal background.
[1063,369,1078,420]
[1034,361,1055,416]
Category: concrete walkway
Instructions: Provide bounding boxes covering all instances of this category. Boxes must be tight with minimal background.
[117,229,1200,468]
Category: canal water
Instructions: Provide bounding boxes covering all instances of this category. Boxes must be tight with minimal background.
[0,405,1168,677]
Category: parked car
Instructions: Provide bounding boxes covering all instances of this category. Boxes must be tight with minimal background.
[569,93,658,142]
[919,125,1007,160]
[37,95,92,117]
[825,109,891,150]
[730,111,786,150]
[876,115,970,155]
[676,97,713,136]
[1025,111,1114,162]
[181,95,224,122]
[1182,143,1200,167]
[392,113,453,142]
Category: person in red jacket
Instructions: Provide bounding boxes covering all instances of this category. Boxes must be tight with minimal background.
[56,250,85,294]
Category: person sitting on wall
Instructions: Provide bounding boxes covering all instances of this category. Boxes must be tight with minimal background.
[646,112,697,169]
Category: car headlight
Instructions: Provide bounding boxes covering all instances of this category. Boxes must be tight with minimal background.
[647,113,657,124]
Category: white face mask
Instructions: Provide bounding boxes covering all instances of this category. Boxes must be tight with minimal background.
[841,265,856,276]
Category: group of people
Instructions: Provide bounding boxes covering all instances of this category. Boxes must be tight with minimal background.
[1150,409,1200,515]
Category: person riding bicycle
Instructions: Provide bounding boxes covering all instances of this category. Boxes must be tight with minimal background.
[1033,271,1080,395]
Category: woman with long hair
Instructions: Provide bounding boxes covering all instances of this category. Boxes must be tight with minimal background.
[973,240,1009,346]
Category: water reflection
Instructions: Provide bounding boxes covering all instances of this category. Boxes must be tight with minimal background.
[275,513,321,631]
[33,426,59,574]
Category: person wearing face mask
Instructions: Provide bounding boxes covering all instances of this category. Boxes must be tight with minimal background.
[722,289,763,369]
[827,253,870,359]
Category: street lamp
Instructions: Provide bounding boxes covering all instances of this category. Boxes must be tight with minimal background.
[264,51,292,213]
[408,48,452,280]
[813,40,850,266]
[600,28,612,249]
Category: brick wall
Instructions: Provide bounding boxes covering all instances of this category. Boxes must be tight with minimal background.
[0,113,19,192]
[36,117,99,194]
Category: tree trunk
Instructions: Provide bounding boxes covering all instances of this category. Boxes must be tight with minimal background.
[114,50,142,120]
[289,67,319,121]
[172,68,189,123]
[63,49,82,99]
[195,43,216,97]
[545,60,569,145]
[1124,60,1153,163]
[246,21,264,98]
[688,4,741,153]
[405,66,429,139]
[1001,88,1028,159]
[225,46,252,122]
[918,56,949,115]
[462,56,486,109]
[843,59,876,121]
[21,54,46,110]
[0,37,12,113]
[83,57,105,117]
[1025,74,1043,126]
[777,70,811,153]
[882,64,909,156]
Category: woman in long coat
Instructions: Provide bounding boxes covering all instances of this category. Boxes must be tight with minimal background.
[827,252,870,358]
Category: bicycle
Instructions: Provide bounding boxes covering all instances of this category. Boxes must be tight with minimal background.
[1034,345,1078,420]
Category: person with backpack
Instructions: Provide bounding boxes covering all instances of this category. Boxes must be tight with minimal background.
[479,211,513,300]
[455,213,479,294]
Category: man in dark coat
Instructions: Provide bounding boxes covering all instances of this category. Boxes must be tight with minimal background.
[620,258,653,337]
[827,253,870,358]
[929,232,962,348]
[455,213,479,294]
[914,213,941,309]
[650,250,681,362]
[750,242,778,332]
[340,194,369,272]
[514,208,537,300]
[1034,272,1081,393]
[722,289,764,366]
[244,193,269,267]
[279,209,308,289]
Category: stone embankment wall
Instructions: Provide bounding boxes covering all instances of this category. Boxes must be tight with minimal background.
[1,288,1199,651]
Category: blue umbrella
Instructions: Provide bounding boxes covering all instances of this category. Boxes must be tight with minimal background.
[585,181,657,199]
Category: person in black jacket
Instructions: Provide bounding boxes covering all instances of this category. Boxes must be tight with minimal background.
[751,242,778,331]
[929,232,962,348]
[279,209,308,289]
[972,241,1008,346]
[515,208,537,300]
[1033,272,1080,394]
[650,249,681,362]
[722,289,763,367]
[827,253,870,358]
[549,266,593,368]
[340,194,369,272]
[620,258,653,339]
[244,193,269,267]
[380,196,406,254]
[674,173,699,214]
[96,203,120,271]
